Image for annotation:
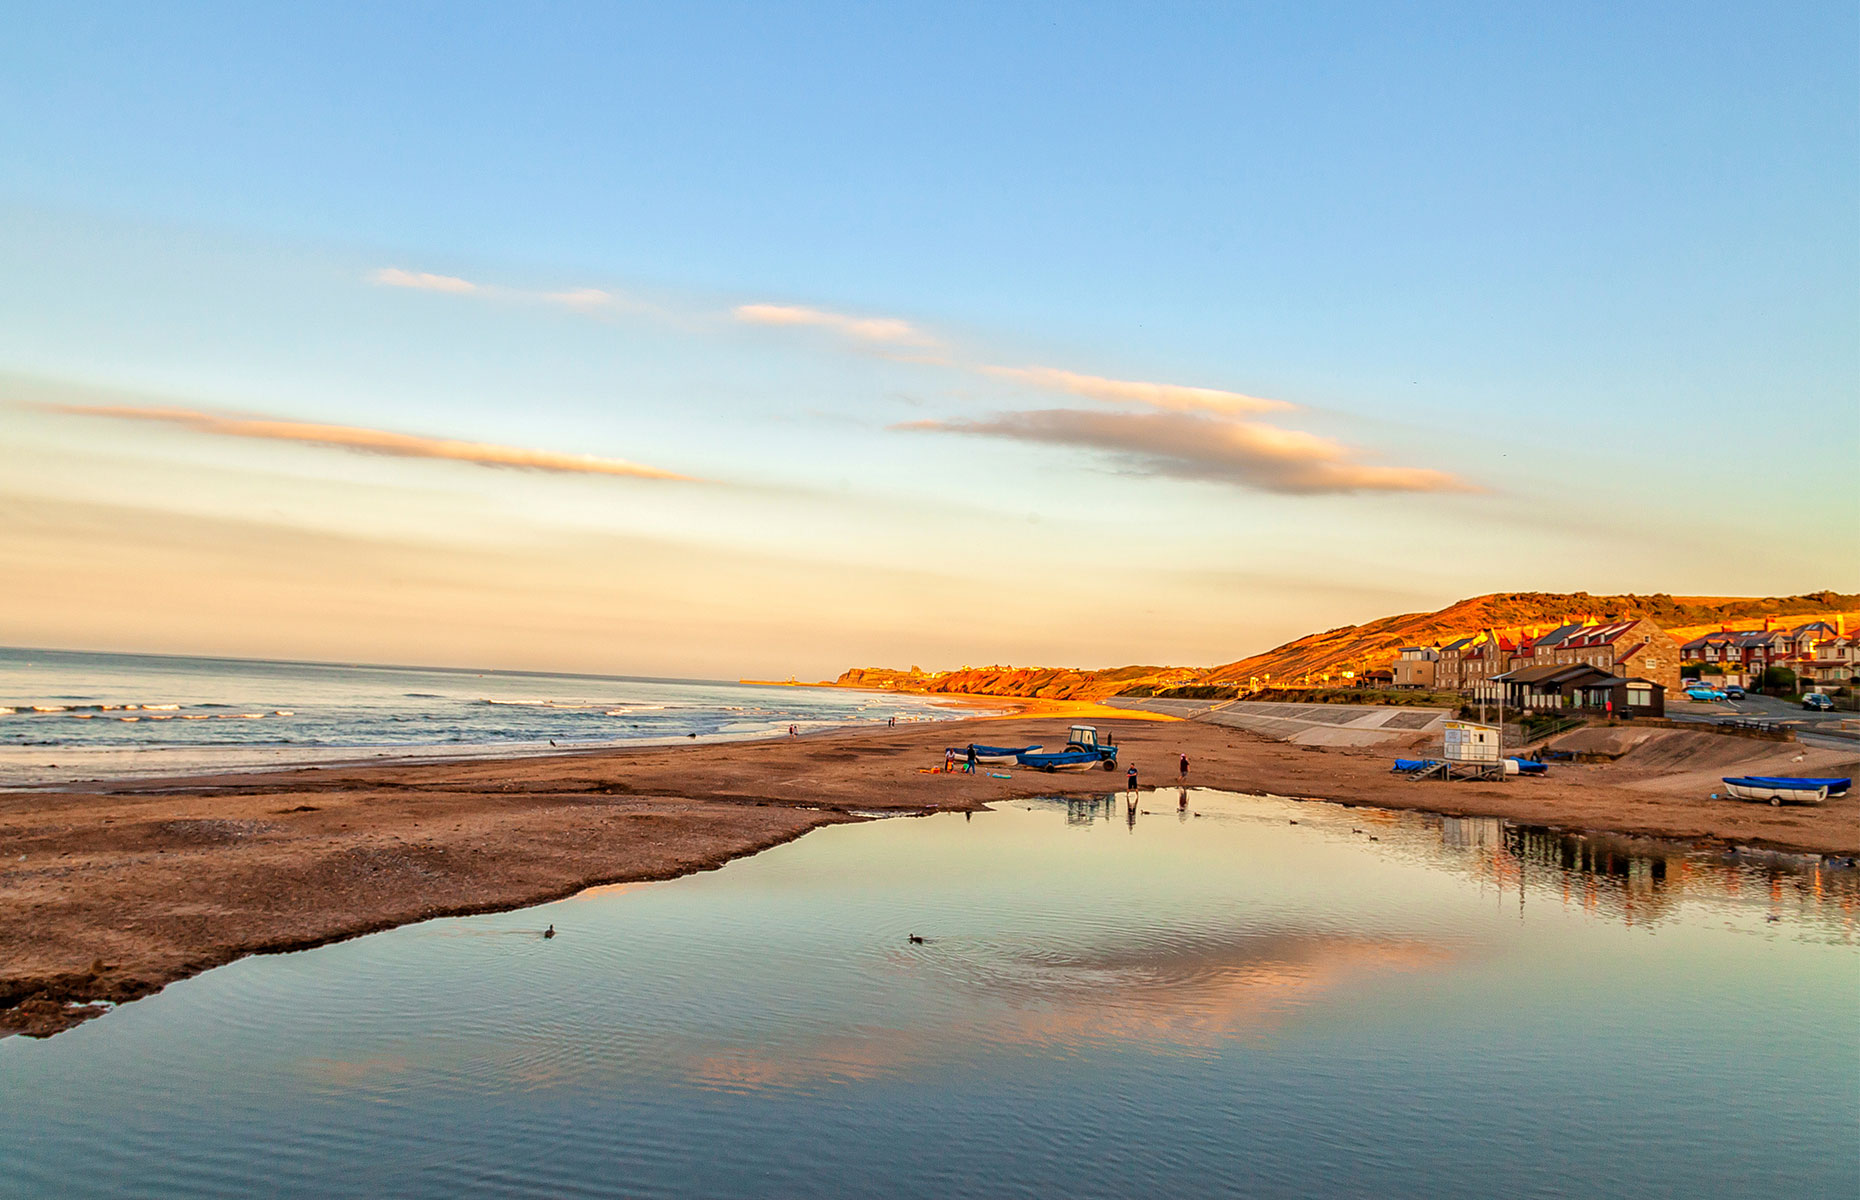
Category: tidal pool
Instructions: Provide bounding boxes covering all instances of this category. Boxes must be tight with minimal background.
[4,789,1856,1198]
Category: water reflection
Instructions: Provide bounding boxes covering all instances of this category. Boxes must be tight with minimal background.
[1,788,1855,1200]
[688,932,1450,1092]
[1429,813,1860,936]
[1053,789,1858,940]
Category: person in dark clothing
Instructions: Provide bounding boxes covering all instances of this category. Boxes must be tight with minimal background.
[1126,765,1138,795]
[965,744,977,774]
[1178,753,1189,782]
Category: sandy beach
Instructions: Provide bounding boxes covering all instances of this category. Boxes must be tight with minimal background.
[3,710,1855,1038]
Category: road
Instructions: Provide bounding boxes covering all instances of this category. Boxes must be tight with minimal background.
[1667,691,1860,750]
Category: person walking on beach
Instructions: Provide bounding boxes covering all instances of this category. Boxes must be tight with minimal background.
[965,744,977,774]
[1178,752,1189,784]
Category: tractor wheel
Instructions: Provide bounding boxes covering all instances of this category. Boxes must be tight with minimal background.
[1103,759,1118,772]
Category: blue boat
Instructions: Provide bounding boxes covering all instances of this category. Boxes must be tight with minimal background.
[947,743,1041,764]
[1719,775,1851,805]
[1508,758,1549,775]
[1392,759,1441,773]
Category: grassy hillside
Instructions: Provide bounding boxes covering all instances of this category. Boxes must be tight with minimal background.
[1199,591,1860,686]
[834,591,1859,701]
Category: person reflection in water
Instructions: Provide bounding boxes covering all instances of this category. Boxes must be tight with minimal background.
[1178,787,1189,819]
[1125,796,1138,830]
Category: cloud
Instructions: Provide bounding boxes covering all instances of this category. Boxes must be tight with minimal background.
[980,365,1292,416]
[369,269,626,313]
[369,267,480,295]
[898,409,1473,495]
[733,303,935,347]
[540,287,614,309]
[49,405,694,481]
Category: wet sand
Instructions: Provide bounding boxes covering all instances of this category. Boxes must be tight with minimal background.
[3,713,1855,1037]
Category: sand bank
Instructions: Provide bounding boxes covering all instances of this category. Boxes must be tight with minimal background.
[3,714,1854,1037]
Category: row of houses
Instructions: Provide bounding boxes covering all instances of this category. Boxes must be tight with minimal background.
[1379,613,1856,718]
[1384,619,1681,717]
[1392,619,1683,694]
[1679,618,1855,688]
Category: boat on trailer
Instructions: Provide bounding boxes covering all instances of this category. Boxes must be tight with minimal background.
[1718,776,1851,806]
[947,743,1042,764]
[1015,749,1104,772]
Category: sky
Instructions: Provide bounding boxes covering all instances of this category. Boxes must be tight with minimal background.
[2,2,1855,680]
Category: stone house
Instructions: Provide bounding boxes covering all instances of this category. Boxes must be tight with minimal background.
[1392,646,1439,689]
[1436,631,1517,699]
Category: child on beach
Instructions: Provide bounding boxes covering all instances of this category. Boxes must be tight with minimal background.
[1178,753,1189,783]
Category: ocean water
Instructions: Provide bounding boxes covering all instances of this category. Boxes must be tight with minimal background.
[0,647,966,785]
[3,791,1854,1198]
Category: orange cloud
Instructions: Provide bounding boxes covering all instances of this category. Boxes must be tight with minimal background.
[49,404,695,481]
[981,365,1292,416]
[899,409,1473,495]
[733,303,935,347]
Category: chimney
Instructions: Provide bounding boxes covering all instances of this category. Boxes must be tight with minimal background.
[1763,615,1774,631]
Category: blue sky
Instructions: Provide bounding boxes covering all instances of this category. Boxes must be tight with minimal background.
[2,3,1854,677]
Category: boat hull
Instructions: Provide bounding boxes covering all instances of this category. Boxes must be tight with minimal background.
[1015,751,1105,772]
[1720,779,1828,805]
[947,744,1041,765]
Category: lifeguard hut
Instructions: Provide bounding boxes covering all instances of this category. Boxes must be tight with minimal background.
[1442,719,1505,781]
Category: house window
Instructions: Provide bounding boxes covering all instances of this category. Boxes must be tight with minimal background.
[1627,686,1651,707]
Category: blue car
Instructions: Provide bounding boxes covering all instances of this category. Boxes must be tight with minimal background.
[1685,685,1728,702]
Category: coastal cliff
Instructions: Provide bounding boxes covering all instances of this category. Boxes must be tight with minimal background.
[833,664,1198,701]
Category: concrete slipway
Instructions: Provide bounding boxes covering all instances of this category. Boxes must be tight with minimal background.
[1104,697,1452,747]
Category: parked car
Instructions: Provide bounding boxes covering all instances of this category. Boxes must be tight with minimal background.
[1685,685,1728,702]
[1803,693,1834,711]
[1723,685,1746,699]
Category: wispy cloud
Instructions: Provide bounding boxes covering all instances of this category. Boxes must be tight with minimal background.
[370,267,480,295]
[733,303,936,347]
[898,409,1472,495]
[364,271,1460,498]
[369,268,627,312]
[541,287,615,309]
[980,365,1291,416]
[50,405,694,481]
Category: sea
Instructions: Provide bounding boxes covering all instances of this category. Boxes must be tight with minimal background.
[0,647,971,786]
